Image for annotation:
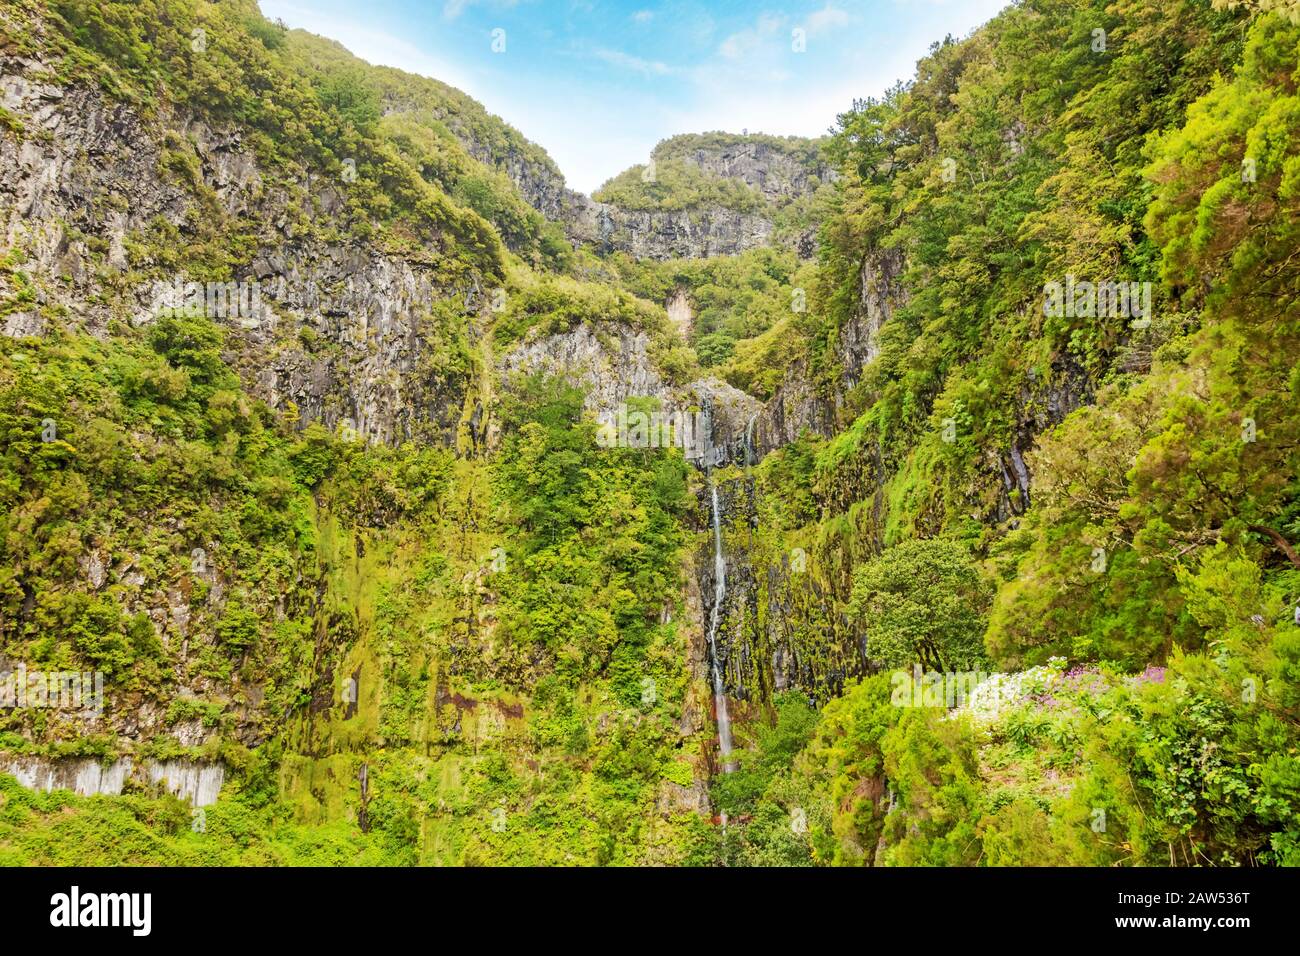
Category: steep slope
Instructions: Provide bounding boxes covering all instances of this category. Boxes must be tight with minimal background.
[595,131,836,256]
[288,31,817,263]
[698,0,1300,867]
[0,0,719,864]
[2,0,1298,870]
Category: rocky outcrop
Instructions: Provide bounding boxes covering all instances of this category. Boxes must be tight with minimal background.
[672,138,834,206]
[841,247,907,390]
[499,322,675,415]
[691,378,762,467]
[241,246,473,447]
[0,55,479,446]
[423,118,783,260]
[752,354,835,454]
[666,288,693,339]
[0,754,224,806]
[572,201,776,261]
[498,322,761,466]
[439,122,820,260]
[754,248,908,455]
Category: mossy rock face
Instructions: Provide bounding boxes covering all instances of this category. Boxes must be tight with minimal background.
[280,753,356,826]
[3,0,1299,869]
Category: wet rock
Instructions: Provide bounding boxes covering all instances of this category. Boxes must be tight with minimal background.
[753,247,907,456]
[666,288,693,338]
[0,754,224,806]
[79,551,106,590]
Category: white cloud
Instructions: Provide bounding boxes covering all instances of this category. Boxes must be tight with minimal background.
[632,10,654,24]
[718,12,786,60]
[594,48,675,77]
[443,0,520,21]
[805,4,852,36]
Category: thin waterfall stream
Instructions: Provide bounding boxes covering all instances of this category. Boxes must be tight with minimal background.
[707,480,737,773]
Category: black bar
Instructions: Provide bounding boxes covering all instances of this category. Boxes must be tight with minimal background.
[0,866,1289,942]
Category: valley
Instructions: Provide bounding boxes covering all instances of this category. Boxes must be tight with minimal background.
[0,0,1297,868]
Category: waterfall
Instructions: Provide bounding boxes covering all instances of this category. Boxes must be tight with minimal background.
[707,481,737,772]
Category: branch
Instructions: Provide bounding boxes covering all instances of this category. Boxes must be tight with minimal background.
[1247,524,1300,570]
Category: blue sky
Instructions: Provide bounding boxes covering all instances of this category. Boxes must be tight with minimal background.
[259,0,1010,194]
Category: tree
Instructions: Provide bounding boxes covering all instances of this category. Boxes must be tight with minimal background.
[314,68,380,133]
[848,538,991,671]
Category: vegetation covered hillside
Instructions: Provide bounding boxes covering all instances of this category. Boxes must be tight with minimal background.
[0,0,1298,869]
[594,131,836,251]
[0,0,709,865]
[702,0,1300,866]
